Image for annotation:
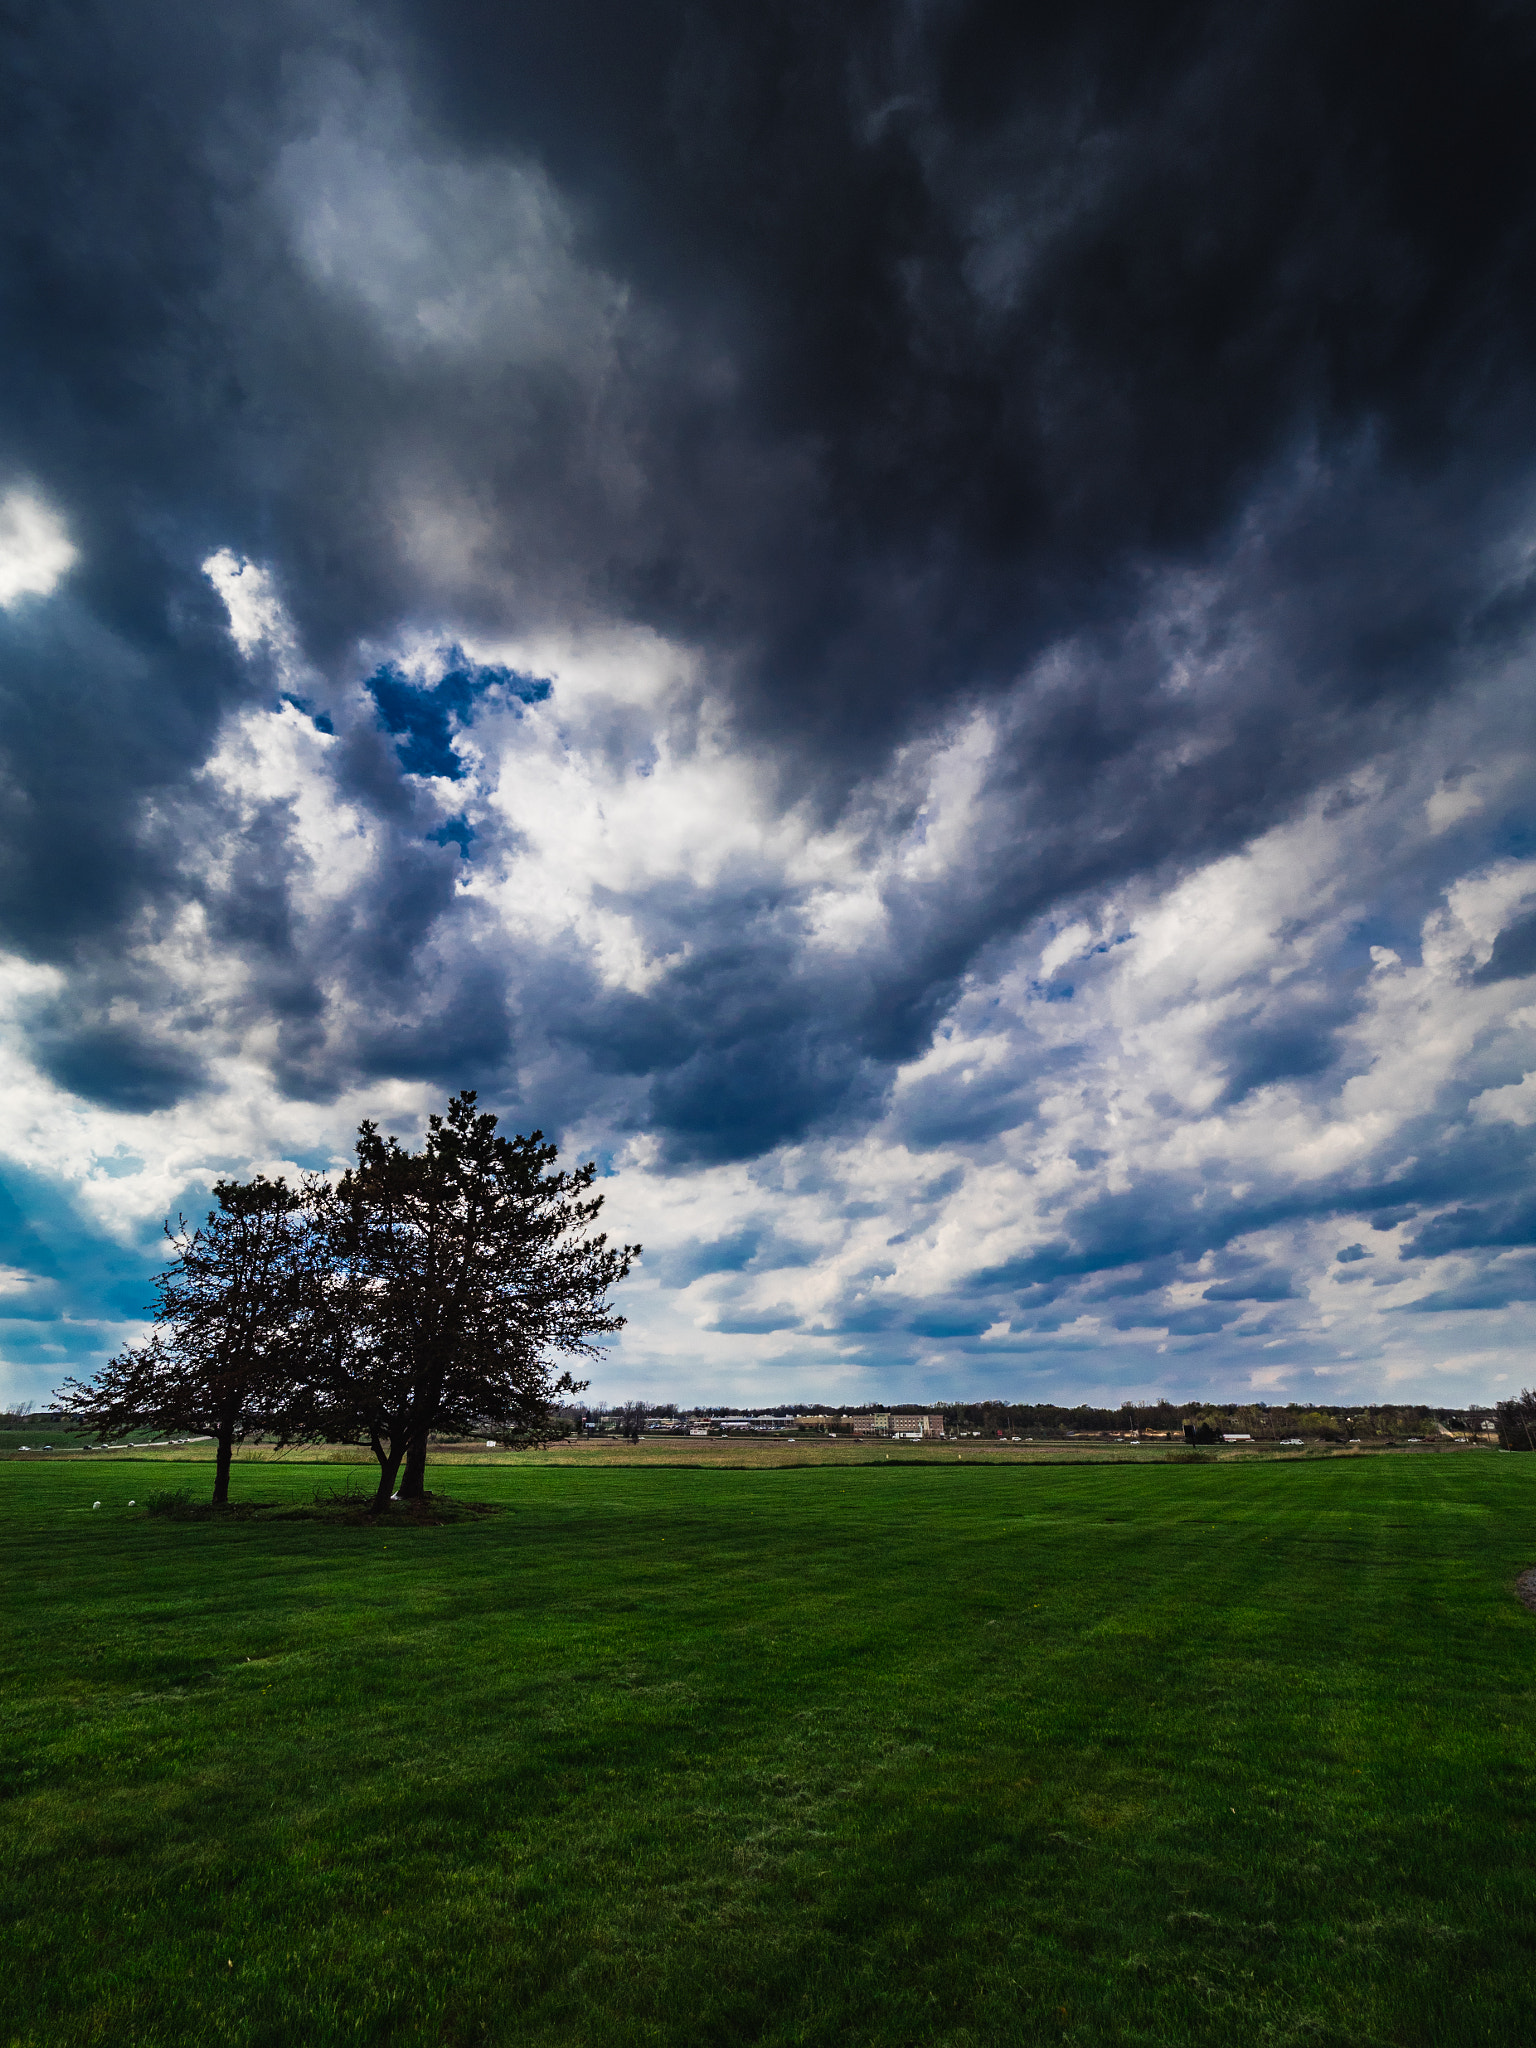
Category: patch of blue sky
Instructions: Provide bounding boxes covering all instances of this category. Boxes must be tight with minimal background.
[0,1167,169,1400]
[366,646,551,780]
[428,814,474,856]
[94,1150,146,1179]
[281,693,335,734]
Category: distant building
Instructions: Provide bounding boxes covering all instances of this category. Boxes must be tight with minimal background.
[851,1412,891,1437]
[891,1413,945,1439]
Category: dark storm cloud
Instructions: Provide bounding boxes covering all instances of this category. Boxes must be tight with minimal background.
[1202,1270,1297,1303]
[409,0,1536,750]
[1399,1199,1536,1261]
[1472,906,1536,987]
[891,1058,1044,1150]
[0,588,246,967]
[4,0,1536,1161]
[1394,1256,1536,1315]
[33,1019,205,1114]
[710,1307,801,1336]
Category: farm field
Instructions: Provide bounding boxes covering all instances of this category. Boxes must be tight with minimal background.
[2,1454,1534,2047]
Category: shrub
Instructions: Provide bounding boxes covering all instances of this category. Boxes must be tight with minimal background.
[143,1488,196,1517]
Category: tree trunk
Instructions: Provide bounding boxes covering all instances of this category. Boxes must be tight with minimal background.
[398,1424,431,1500]
[212,1423,235,1506]
[370,1433,405,1512]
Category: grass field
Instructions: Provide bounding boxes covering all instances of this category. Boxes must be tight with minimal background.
[3,1452,1534,2047]
[0,1431,1376,1470]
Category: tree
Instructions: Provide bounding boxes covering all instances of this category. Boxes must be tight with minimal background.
[305,1091,638,1508]
[1495,1390,1536,1452]
[57,1176,309,1505]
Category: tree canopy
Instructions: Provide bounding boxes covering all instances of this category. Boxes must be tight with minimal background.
[305,1092,638,1506]
[1495,1390,1536,1452]
[57,1176,309,1504]
[57,1100,639,1511]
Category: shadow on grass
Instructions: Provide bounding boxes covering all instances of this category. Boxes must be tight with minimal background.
[141,1484,505,1528]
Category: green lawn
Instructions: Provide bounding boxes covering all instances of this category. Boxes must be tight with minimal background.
[2,1453,1533,2047]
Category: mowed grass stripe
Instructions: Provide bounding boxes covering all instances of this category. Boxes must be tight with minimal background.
[2,1455,1533,2046]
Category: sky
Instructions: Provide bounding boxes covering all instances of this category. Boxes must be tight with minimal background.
[3,0,1536,1412]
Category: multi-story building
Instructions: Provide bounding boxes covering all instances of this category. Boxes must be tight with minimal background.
[850,1412,890,1436]
[891,1413,946,1439]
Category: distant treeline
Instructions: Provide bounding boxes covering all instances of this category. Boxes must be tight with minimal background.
[926,1401,1459,1439]
[19,1393,1519,1449]
[556,1398,1499,1440]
